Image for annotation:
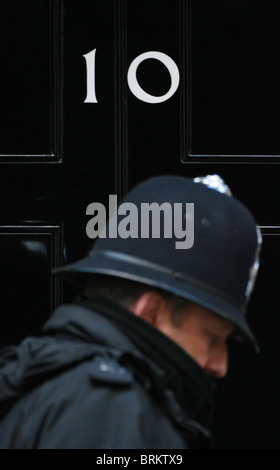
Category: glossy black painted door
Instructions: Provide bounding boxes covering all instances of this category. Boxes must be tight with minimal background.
[1,0,280,449]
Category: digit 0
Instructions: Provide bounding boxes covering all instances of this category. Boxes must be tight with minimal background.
[127,51,180,104]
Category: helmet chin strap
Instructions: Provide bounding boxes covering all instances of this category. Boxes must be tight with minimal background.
[245,225,262,302]
[194,174,263,307]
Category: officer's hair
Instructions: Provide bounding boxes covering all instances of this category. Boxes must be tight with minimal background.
[84,275,192,326]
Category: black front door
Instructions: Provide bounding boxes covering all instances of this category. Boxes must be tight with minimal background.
[1,0,280,449]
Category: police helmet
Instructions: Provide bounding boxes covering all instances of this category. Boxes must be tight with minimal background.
[55,175,262,352]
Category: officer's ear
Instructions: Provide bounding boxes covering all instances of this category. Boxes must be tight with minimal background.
[129,291,169,327]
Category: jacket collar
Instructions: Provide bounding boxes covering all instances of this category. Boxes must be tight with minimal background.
[43,297,215,443]
[68,297,215,436]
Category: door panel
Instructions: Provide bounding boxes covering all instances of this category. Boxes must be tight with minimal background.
[212,230,280,449]
[0,225,63,347]
[0,0,116,345]
[186,0,280,160]
[0,0,61,161]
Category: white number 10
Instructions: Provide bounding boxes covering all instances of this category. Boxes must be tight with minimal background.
[83,48,180,105]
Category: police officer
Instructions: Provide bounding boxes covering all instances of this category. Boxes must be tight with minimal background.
[0,174,261,449]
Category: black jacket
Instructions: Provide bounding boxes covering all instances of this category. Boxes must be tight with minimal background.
[0,298,214,449]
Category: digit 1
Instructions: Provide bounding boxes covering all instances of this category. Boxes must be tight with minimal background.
[83,49,98,103]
